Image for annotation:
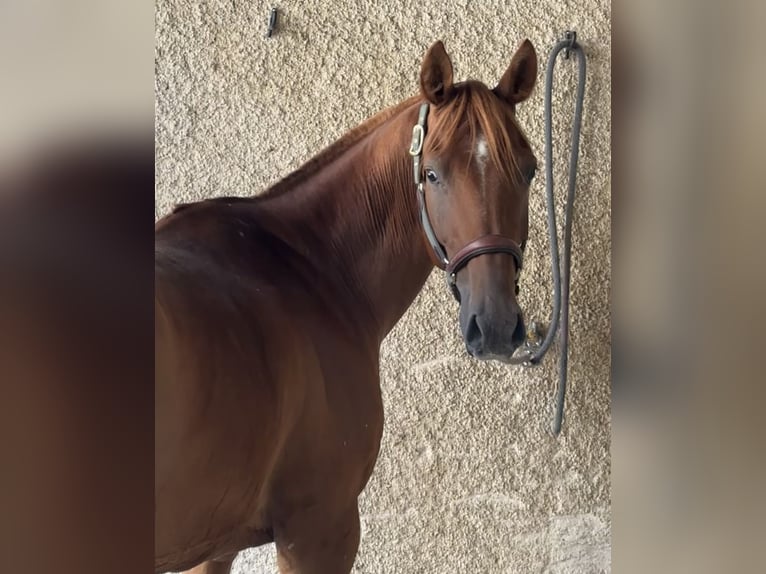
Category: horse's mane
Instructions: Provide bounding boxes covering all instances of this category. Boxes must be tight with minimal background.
[261,81,528,200]
[261,95,422,199]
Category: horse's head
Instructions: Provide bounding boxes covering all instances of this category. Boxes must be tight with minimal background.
[413,40,538,362]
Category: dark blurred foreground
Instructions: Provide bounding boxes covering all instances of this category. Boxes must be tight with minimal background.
[1,1,154,572]
[0,134,155,574]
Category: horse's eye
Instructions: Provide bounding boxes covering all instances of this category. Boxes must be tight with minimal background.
[527,166,537,182]
[425,169,438,183]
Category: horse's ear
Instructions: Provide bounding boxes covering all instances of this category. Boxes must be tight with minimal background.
[419,41,454,105]
[494,39,538,106]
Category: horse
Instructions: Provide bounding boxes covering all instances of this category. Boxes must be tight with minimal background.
[155,39,539,574]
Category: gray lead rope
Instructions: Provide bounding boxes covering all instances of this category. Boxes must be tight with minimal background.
[509,32,586,436]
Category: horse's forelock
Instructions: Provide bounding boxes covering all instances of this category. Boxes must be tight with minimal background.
[427,82,527,185]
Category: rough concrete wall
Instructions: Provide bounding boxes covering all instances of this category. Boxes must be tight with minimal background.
[155,1,611,572]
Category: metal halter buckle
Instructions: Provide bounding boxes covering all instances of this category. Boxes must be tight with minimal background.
[409,124,424,157]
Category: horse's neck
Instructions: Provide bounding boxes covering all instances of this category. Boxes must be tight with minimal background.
[263,102,433,342]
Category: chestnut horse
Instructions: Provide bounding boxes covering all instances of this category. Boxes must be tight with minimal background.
[155,39,539,574]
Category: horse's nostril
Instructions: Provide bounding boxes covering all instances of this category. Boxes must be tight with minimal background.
[464,314,483,351]
[511,315,526,348]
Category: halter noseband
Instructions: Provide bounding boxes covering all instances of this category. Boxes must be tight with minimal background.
[408,102,526,302]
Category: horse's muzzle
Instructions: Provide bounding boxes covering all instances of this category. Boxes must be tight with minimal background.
[462,309,526,361]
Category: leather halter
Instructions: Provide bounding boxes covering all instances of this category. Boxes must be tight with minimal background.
[408,102,526,302]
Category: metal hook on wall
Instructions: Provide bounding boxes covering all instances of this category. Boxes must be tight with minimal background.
[266,7,278,38]
[564,30,577,59]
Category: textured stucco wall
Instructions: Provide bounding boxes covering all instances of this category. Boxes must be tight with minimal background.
[155,1,611,572]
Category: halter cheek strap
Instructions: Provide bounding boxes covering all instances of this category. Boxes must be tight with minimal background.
[409,102,526,302]
[410,104,449,268]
